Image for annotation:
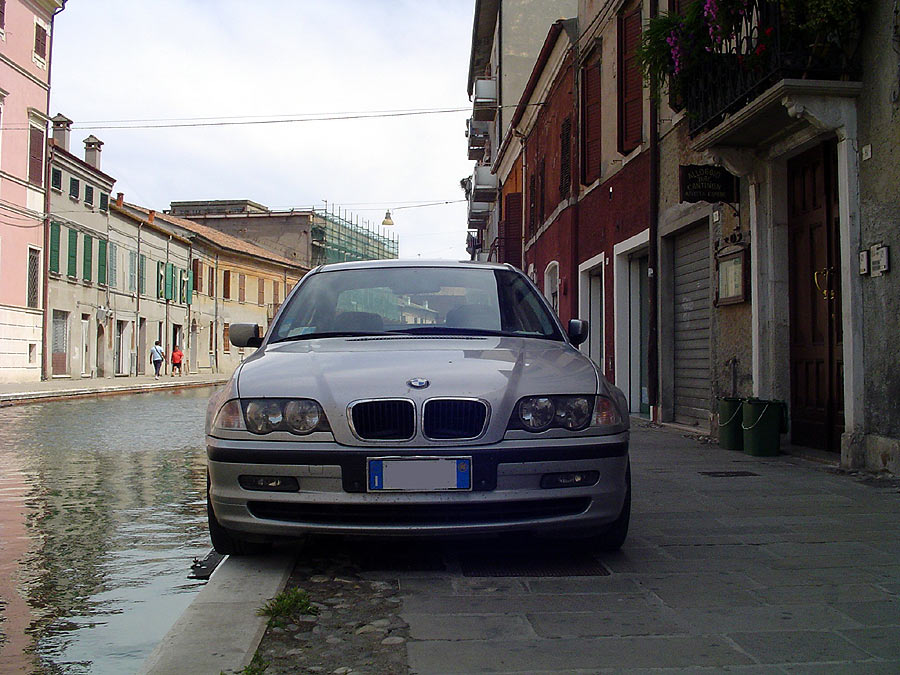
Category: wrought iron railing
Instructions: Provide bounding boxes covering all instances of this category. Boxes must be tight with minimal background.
[683,0,860,136]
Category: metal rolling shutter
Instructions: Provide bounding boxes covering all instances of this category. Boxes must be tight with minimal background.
[673,224,711,427]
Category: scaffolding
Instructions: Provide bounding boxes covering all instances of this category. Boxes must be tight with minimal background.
[310,208,399,266]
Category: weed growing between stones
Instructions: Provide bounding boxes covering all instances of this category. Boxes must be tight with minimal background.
[258,587,318,629]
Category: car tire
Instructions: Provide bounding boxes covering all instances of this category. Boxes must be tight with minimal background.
[207,476,270,556]
[582,462,631,552]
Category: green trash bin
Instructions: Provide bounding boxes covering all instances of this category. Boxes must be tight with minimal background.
[717,397,744,451]
[741,398,787,457]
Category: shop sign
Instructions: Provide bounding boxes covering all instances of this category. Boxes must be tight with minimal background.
[679,165,738,204]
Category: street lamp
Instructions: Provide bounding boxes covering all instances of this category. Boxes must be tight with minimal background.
[381,210,394,226]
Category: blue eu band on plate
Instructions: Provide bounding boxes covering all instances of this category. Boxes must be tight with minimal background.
[368,457,472,491]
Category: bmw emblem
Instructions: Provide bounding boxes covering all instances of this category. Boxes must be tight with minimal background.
[407,377,430,389]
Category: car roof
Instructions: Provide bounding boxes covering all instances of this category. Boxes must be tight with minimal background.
[313,259,514,273]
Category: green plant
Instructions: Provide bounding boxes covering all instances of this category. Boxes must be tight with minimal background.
[232,651,269,675]
[257,586,317,629]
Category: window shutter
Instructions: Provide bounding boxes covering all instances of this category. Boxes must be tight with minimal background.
[51,168,62,190]
[274,281,280,305]
[98,240,107,285]
[191,258,201,295]
[582,62,602,184]
[208,265,215,296]
[0,1,6,30]
[84,185,94,206]
[165,262,174,300]
[528,174,536,236]
[49,222,60,273]
[139,254,146,295]
[108,243,117,288]
[28,127,44,187]
[538,159,546,223]
[559,117,572,199]
[239,273,246,302]
[69,177,79,198]
[67,229,78,277]
[187,269,194,305]
[34,23,47,59]
[618,9,643,155]
[83,234,93,282]
[499,192,523,268]
[258,277,265,305]
[100,192,109,211]
[223,324,230,352]
[223,270,231,299]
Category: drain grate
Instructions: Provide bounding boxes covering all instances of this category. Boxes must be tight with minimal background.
[460,552,610,577]
[699,470,760,477]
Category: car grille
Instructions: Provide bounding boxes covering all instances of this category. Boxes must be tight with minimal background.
[423,399,488,439]
[350,399,415,440]
[247,497,591,526]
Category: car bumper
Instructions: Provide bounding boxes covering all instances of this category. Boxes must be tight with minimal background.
[207,433,629,539]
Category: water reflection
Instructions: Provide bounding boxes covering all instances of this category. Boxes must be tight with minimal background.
[0,389,214,674]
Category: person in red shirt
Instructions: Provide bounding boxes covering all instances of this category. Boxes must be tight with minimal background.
[171,345,184,376]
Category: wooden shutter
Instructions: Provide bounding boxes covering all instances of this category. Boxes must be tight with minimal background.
[274,281,280,305]
[538,159,546,223]
[34,23,47,59]
[208,265,215,296]
[98,240,107,285]
[559,117,572,199]
[0,1,6,30]
[582,62,602,184]
[139,254,146,294]
[223,324,230,352]
[499,192,523,268]
[191,258,201,294]
[258,277,265,305]
[28,127,44,187]
[49,222,60,273]
[239,273,246,302]
[618,9,643,155]
[187,270,193,305]
[67,229,77,277]
[528,174,536,236]
[83,234,93,282]
[223,270,231,299]
[165,262,174,300]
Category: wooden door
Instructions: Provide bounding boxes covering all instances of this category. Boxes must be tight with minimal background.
[787,141,844,450]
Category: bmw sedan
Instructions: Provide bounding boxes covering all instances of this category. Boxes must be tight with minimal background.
[206,260,630,555]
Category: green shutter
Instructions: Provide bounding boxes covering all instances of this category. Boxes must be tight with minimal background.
[49,222,60,273]
[67,229,78,277]
[187,269,194,305]
[139,254,146,295]
[165,262,174,300]
[98,240,107,285]
[83,234,93,281]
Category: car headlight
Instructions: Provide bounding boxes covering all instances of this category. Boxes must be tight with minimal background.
[511,395,621,432]
[211,398,330,435]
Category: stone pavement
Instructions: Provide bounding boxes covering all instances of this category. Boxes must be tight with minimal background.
[359,422,900,673]
[0,371,229,406]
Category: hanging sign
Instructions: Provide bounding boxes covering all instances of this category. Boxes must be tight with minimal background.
[679,165,738,204]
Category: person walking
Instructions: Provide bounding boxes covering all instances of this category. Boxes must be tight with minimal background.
[171,345,184,377]
[150,340,166,379]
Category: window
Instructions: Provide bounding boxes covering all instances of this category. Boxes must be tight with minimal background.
[69,177,80,199]
[108,243,118,288]
[138,254,146,295]
[27,248,40,308]
[581,60,602,184]
[258,277,265,305]
[0,1,6,32]
[51,168,62,190]
[238,273,246,303]
[223,323,230,352]
[67,228,78,277]
[34,22,47,60]
[28,127,44,187]
[128,250,137,292]
[223,270,231,299]
[544,262,560,314]
[98,240,107,285]
[273,281,280,305]
[157,261,165,298]
[538,158,546,223]
[528,173,536,236]
[84,185,94,206]
[49,222,60,273]
[618,8,643,155]
[559,117,571,199]
[99,192,109,211]
[52,310,69,375]
[192,258,203,295]
[207,264,215,296]
[83,234,92,282]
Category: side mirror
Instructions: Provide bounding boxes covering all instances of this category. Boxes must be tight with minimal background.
[230,323,262,348]
[567,319,589,346]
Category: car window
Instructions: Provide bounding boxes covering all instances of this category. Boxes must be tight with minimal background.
[271,267,562,341]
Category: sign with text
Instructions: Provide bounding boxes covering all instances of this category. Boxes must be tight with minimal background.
[679,165,738,204]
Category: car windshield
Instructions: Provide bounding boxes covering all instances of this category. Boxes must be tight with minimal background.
[270,266,563,342]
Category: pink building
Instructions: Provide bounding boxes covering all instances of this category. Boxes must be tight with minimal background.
[0,0,64,382]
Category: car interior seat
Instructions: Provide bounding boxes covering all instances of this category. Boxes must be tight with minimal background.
[444,304,498,329]
[332,311,384,332]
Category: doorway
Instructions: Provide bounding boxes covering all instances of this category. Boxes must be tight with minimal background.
[787,140,844,451]
[137,318,147,375]
[81,315,91,376]
[190,320,198,374]
[115,320,126,375]
[96,323,105,378]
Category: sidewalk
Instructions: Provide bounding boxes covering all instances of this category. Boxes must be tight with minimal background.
[0,371,229,406]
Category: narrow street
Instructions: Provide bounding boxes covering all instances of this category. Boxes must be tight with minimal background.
[0,389,212,674]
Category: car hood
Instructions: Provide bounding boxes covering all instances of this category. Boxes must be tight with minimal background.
[235,335,600,445]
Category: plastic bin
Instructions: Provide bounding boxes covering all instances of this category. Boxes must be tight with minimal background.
[741,398,787,457]
[717,397,744,451]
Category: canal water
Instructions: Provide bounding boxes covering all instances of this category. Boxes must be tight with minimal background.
[0,388,215,674]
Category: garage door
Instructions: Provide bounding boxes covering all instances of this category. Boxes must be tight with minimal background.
[673,224,711,427]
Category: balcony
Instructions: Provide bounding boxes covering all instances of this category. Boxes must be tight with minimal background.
[467,197,491,229]
[472,78,498,121]
[467,118,490,161]
[470,165,499,203]
[675,0,861,138]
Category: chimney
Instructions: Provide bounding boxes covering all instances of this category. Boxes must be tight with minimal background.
[83,135,104,169]
[148,210,155,224]
[116,192,124,207]
[51,114,73,152]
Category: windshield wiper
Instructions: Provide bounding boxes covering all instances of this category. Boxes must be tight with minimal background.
[270,331,398,343]
[390,327,519,338]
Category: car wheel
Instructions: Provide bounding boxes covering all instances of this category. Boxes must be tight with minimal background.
[207,475,270,556]
[582,462,631,552]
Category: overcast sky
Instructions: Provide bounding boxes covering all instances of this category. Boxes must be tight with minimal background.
[49,0,475,260]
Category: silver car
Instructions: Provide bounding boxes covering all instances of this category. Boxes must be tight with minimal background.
[206,260,630,555]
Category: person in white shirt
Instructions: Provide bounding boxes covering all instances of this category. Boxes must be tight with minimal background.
[150,340,166,379]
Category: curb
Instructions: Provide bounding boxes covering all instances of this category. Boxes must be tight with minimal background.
[138,549,297,675]
[0,379,228,407]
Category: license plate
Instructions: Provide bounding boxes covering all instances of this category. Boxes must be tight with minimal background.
[367,457,472,492]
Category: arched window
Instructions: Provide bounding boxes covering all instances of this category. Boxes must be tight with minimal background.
[544,261,560,313]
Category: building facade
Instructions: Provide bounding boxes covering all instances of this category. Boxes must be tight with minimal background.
[0,0,64,383]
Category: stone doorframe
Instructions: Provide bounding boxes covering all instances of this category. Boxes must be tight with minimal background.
[698,87,865,467]
[613,228,650,415]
